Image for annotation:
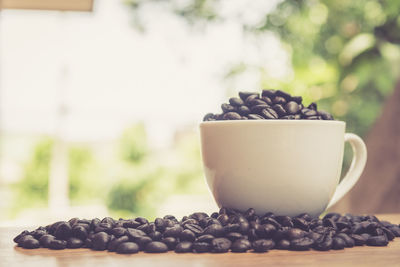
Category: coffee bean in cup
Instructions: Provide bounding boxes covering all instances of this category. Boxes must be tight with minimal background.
[203,89,334,121]
[14,208,400,254]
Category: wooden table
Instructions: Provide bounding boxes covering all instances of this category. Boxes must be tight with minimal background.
[1,214,400,267]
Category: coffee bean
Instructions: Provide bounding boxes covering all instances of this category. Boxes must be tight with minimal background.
[203,224,224,237]
[184,224,203,236]
[225,232,243,242]
[261,89,276,98]
[54,222,72,240]
[381,227,395,241]
[250,104,270,114]
[314,234,333,251]
[276,239,291,250]
[148,231,162,241]
[122,220,141,229]
[39,234,55,248]
[196,234,214,243]
[72,225,88,240]
[389,226,400,237]
[180,229,196,242]
[244,94,260,105]
[211,238,232,253]
[108,236,129,252]
[261,96,273,105]
[229,97,244,107]
[336,233,354,247]
[367,235,388,246]
[49,239,67,250]
[301,108,317,117]
[290,237,314,251]
[116,242,139,254]
[261,108,278,119]
[217,214,229,226]
[285,101,300,115]
[286,228,305,240]
[239,92,258,101]
[193,242,210,253]
[145,241,168,253]
[252,239,275,252]
[22,238,40,249]
[135,236,153,249]
[291,96,302,103]
[248,99,267,107]
[111,227,127,237]
[350,234,366,246]
[127,228,146,240]
[223,112,241,120]
[308,102,317,110]
[175,241,193,253]
[231,239,251,252]
[163,225,183,238]
[162,237,178,250]
[13,230,30,244]
[237,105,251,116]
[332,237,346,250]
[273,104,287,117]
[247,114,264,120]
[92,232,110,251]
[67,237,84,249]
[292,218,309,231]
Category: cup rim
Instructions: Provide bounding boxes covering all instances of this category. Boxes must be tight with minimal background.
[200,120,345,127]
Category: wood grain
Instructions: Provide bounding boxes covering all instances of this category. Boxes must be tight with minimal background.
[1,214,400,267]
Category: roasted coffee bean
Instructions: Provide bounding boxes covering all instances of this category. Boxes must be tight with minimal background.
[301,108,317,117]
[261,108,278,119]
[148,231,162,241]
[251,104,270,114]
[184,224,203,236]
[229,97,244,107]
[180,229,196,242]
[336,233,354,247]
[49,239,67,250]
[247,114,264,120]
[92,232,110,251]
[111,227,126,237]
[261,96,273,105]
[217,214,229,226]
[318,110,334,120]
[163,225,183,238]
[286,228,305,240]
[54,222,72,240]
[291,96,302,103]
[221,103,236,113]
[332,237,346,250]
[292,218,309,231]
[175,241,193,253]
[13,230,30,243]
[127,228,146,240]
[225,232,243,242]
[90,218,101,230]
[290,237,314,251]
[244,94,260,105]
[381,227,395,241]
[276,239,291,250]
[145,241,168,253]
[313,235,333,251]
[203,224,224,237]
[122,220,141,229]
[239,92,258,101]
[272,96,286,105]
[223,112,241,120]
[306,232,322,241]
[135,236,153,249]
[39,234,55,248]
[323,218,337,230]
[211,238,232,253]
[108,236,129,252]
[231,239,251,253]
[196,234,215,243]
[248,99,267,107]
[237,105,251,116]
[116,242,139,254]
[308,102,317,110]
[389,226,400,237]
[67,237,84,249]
[285,101,300,115]
[273,104,287,117]
[261,89,276,98]
[154,218,165,231]
[193,242,210,253]
[252,239,275,252]
[203,113,215,121]
[72,225,88,240]
[21,237,40,249]
[31,230,46,239]
[350,234,366,246]
[367,235,388,246]
[162,237,178,250]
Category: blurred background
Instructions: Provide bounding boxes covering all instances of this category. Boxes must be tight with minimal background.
[0,0,399,226]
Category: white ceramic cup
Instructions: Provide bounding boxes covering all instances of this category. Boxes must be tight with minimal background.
[200,120,367,217]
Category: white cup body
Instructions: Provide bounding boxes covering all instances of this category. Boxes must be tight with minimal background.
[200,120,346,217]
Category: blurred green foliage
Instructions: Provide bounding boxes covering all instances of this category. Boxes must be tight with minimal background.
[11,138,100,215]
[127,0,400,137]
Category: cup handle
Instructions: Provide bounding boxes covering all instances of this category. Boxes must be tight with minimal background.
[326,133,367,209]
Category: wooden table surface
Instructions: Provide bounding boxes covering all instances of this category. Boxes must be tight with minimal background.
[1,214,400,267]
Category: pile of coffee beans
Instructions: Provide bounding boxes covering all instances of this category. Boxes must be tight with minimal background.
[14,208,400,254]
[203,89,334,121]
